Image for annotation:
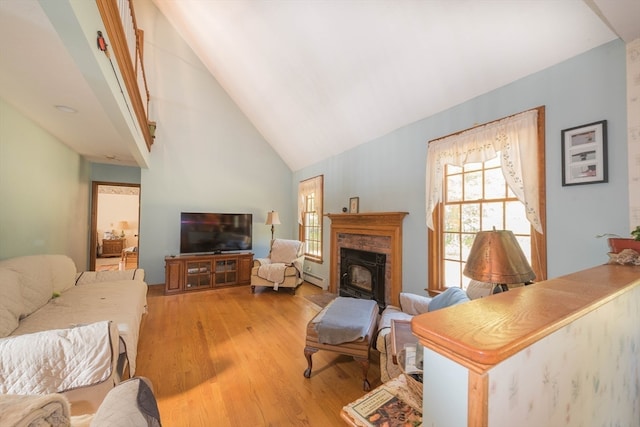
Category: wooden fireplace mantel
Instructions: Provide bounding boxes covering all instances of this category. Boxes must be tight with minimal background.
[327,212,408,306]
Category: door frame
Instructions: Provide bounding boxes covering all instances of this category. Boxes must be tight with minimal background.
[90,181,141,271]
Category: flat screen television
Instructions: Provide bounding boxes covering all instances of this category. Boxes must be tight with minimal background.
[180,212,252,254]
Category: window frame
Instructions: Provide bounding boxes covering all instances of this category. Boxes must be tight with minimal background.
[298,175,324,263]
[427,107,547,293]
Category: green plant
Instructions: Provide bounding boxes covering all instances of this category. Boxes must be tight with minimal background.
[631,226,640,241]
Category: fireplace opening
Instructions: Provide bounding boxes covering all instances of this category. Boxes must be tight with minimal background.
[340,247,386,311]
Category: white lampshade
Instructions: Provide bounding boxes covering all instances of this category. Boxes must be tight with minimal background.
[265,211,280,240]
[116,221,129,230]
[265,211,281,225]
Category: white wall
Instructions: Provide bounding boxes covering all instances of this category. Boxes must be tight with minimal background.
[295,40,628,294]
[0,99,90,268]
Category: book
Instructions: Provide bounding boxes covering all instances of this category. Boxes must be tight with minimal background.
[344,385,422,427]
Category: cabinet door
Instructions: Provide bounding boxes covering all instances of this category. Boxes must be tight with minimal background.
[185,261,212,290]
[238,254,252,284]
[214,258,236,286]
[165,260,183,294]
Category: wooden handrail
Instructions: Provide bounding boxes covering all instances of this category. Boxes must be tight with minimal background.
[96,0,154,151]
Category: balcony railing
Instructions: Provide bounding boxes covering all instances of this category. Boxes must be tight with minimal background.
[96,0,154,151]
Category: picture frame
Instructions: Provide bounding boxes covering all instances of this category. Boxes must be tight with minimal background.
[349,197,359,213]
[561,120,608,186]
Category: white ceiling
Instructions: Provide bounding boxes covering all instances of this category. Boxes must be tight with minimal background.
[1,1,638,171]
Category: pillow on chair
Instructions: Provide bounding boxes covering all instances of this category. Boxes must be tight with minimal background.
[270,239,302,263]
[399,292,432,315]
[427,287,470,312]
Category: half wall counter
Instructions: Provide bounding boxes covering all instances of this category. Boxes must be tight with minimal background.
[411,264,640,427]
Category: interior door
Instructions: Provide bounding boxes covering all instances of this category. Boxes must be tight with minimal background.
[90,182,141,271]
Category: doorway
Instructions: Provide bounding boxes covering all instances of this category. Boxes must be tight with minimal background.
[90,182,141,271]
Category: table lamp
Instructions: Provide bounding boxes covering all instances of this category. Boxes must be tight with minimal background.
[115,221,129,238]
[265,211,281,240]
[463,228,535,292]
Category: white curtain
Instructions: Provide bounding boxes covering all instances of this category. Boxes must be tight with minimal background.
[298,176,322,224]
[425,109,543,233]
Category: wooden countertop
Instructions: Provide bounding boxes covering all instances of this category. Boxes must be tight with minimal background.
[411,264,640,373]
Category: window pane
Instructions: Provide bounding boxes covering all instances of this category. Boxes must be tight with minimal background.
[446,174,462,202]
[516,235,531,261]
[444,260,461,288]
[464,171,482,200]
[505,202,529,234]
[444,233,460,259]
[461,203,480,233]
[482,202,503,230]
[444,205,460,232]
[485,156,501,168]
[448,164,462,174]
[484,168,506,199]
[299,175,323,260]
[463,162,482,172]
[461,232,475,262]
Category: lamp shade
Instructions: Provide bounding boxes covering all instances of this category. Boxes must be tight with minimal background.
[265,211,281,225]
[116,221,129,230]
[463,229,535,284]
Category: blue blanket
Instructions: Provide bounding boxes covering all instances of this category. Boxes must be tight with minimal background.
[315,297,377,345]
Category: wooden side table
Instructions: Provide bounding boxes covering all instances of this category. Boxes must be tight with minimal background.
[101,238,125,257]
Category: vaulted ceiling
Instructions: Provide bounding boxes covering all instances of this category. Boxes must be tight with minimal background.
[1,0,638,170]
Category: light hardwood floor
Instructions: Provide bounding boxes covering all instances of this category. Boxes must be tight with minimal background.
[136,283,382,426]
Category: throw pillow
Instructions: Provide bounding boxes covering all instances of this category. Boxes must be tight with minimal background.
[399,292,432,315]
[427,287,470,312]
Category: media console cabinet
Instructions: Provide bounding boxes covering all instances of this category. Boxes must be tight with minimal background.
[164,252,253,294]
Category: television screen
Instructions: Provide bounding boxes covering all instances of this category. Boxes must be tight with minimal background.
[180,212,252,254]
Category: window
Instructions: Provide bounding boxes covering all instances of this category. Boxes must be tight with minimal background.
[427,107,547,292]
[298,175,323,262]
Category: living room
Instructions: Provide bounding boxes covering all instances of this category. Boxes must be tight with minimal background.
[1,0,639,425]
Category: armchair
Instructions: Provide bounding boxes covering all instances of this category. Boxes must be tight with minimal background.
[251,239,305,293]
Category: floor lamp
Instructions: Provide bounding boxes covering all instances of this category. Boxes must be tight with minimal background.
[265,211,281,240]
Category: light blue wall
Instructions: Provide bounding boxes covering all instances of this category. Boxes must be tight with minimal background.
[0,99,91,268]
[294,40,628,294]
[136,0,294,285]
[91,164,141,184]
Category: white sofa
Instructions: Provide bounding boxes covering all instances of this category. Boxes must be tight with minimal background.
[0,254,148,415]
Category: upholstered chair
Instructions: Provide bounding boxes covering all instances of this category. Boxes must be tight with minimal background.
[250,239,305,293]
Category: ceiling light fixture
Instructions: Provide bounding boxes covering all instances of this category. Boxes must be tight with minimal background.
[54,105,77,113]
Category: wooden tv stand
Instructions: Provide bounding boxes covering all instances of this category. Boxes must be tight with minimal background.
[164,252,253,295]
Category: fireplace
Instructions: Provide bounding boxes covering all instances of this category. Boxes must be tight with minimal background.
[327,212,408,307]
[340,248,386,310]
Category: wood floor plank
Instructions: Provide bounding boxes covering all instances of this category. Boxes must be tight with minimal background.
[136,283,381,426]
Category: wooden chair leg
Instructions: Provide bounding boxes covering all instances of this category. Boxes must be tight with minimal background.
[303,346,318,378]
[353,356,371,391]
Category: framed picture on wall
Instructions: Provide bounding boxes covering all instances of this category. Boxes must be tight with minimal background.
[349,197,359,213]
[561,120,608,186]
